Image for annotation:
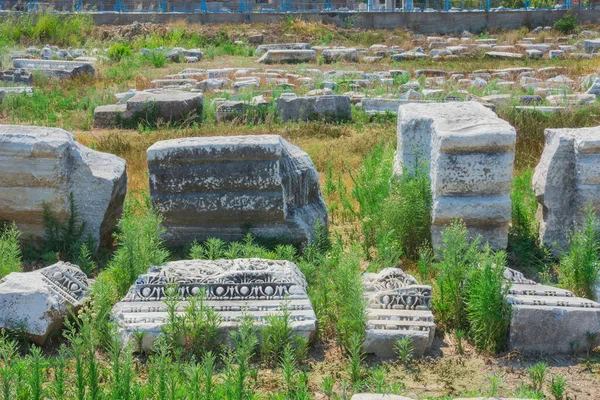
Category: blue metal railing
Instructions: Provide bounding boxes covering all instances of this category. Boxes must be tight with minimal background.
[0,0,585,13]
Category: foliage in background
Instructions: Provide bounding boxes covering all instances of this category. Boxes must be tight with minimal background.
[559,206,600,300]
[0,14,93,47]
[0,223,22,279]
[554,11,578,35]
[107,43,133,61]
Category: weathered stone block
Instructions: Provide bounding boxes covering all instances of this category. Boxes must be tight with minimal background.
[322,48,359,63]
[363,268,435,359]
[255,43,311,56]
[396,102,516,249]
[351,395,415,400]
[504,268,600,355]
[93,90,203,128]
[275,95,351,122]
[112,259,317,351]
[147,135,327,247]
[0,263,91,344]
[0,125,127,249]
[12,59,95,78]
[533,126,600,251]
[257,50,316,64]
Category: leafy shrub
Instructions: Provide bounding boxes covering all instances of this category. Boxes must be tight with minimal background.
[331,247,367,351]
[0,223,21,279]
[394,337,415,366]
[144,51,168,68]
[432,220,481,331]
[558,206,600,300]
[378,165,432,261]
[100,196,169,298]
[107,43,133,61]
[466,248,511,353]
[554,11,577,34]
[349,142,393,257]
[508,169,549,275]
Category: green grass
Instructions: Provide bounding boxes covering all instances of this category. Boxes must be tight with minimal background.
[0,223,21,279]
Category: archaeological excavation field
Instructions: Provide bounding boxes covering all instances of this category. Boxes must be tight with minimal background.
[3,12,600,399]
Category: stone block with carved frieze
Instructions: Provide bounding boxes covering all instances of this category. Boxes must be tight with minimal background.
[0,262,91,344]
[363,268,435,358]
[111,258,317,351]
[505,267,600,354]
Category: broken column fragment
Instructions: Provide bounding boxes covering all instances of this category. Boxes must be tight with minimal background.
[363,268,435,358]
[533,126,600,252]
[147,135,328,247]
[395,102,516,249]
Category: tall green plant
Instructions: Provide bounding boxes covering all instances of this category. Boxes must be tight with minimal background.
[349,142,394,256]
[102,196,169,297]
[559,207,600,300]
[432,220,480,331]
[0,223,21,279]
[466,248,511,353]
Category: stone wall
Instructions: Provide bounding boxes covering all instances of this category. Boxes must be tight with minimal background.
[87,9,600,34]
[395,102,516,249]
[147,135,328,247]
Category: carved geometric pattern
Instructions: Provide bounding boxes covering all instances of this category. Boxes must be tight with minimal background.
[40,262,90,305]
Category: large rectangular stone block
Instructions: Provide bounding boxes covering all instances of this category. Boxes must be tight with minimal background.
[147,135,327,247]
[396,102,516,249]
[0,125,127,249]
[504,268,600,355]
[533,126,600,252]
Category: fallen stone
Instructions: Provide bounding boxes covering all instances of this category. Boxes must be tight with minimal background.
[93,90,203,129]
[255,43,311,56]
[351,395,415,400]
[363,268,435,358]
[0,125,127,249]
[485,51,524,59]
[257,50,316,64]
[147,135,328,247]
[12,59,95,78]
[112,258,317,350]
[0,263,91,344]
[275,95,351,122]
[396,102,516,249]
[505,268,600,354]
[584,39,600,53]
[322,48,359,63]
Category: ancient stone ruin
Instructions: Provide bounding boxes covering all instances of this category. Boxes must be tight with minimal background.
[395,102,516,249]
[147,135,328,247]
[533,126,600,252]
[112,258,317,351]
[0,262,91,344]
[93,89,203,128]
[0,125,127,249]
[504,268,600,354]
[363,268,435,358]
[275,94,352,122]
[12,59,95,78]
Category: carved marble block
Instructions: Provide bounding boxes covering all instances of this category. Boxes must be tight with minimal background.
[396,102,516,249]
[533,126,600,252]
[505,268,600,354]
[0,262,91,344]
[112,259,317,350]
[363,268,435,358]
[147,135,328,247]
